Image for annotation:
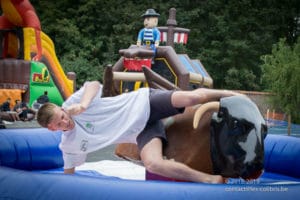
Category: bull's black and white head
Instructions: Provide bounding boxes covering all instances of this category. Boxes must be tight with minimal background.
[210,95,268,180]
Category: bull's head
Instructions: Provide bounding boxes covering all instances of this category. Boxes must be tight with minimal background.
[193,95,268,180]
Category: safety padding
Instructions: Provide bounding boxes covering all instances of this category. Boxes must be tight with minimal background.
[264,134,300,178]
[0,130,300,199]
[0,167,299,200]
[0,128,63,170]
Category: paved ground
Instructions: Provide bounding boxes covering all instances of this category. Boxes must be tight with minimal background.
[2,119,41,129]
[87,145,122,162]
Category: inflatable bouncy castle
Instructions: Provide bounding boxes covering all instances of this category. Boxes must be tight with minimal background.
[0,0,75,108]
[105,8,212,96]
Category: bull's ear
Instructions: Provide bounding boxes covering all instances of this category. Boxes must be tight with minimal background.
[211,112,223,123]
[261,124,268,139]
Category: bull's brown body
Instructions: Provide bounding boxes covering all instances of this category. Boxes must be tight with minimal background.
[115,106,216,174]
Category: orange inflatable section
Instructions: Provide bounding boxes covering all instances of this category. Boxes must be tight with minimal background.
[0,89,24,110]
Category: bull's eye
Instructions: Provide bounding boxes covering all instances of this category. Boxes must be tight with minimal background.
[228,119,242,135]
[233,120,238,128]
[230,119,254,135]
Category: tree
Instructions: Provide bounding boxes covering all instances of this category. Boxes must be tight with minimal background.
[225,67,259,91]
[261,37,300,123]
[190,0,300,90]
[29,0,299,90]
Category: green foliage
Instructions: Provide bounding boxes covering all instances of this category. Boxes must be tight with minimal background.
[60,54,104,87]
[225,67,259,91]
[261,37,300,123]
[192,0,299,89]
[29,0,299,90]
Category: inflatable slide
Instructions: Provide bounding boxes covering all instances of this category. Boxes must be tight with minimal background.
[0,28,75,107]
[23,27,75,102]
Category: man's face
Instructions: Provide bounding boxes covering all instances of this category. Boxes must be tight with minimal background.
[47,106,74,131]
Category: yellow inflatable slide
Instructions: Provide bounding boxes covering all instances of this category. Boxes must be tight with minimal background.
[23,27,74,100]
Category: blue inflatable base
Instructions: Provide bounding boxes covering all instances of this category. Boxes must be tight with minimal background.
[0,166,299,200]
[1,128,300,199]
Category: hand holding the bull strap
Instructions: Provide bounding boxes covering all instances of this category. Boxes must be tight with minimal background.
[66,103,86,116]
[221,90,245,99]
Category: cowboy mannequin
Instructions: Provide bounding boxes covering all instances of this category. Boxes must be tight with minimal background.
[137,8,161,53]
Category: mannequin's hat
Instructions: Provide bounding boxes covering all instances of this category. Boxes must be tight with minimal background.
[141,9,160,18]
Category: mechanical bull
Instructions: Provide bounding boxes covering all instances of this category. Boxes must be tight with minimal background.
[115,95,268,181]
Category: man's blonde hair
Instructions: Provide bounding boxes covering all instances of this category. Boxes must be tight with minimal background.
[37,103,58,128]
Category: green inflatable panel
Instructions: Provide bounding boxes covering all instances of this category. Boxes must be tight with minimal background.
[29,62,64,106]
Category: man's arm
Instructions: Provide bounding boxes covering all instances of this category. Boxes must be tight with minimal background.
[80,81,101,109]
[67,81,101,115]
[64,167,75,174]
[199,88,244,103]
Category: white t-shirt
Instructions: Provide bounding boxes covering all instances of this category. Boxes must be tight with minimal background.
[59,83,150,169]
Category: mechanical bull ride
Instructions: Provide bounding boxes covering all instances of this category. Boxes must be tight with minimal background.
[102,66,267,181]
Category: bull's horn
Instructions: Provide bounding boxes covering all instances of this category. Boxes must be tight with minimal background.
[193,102,220,129]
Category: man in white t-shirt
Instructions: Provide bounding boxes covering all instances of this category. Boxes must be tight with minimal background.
[37,81,240,183]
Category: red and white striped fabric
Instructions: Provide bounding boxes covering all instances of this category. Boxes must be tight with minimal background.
[174,32,188,44]
[160,32,188,44]
[160,32,168,43]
